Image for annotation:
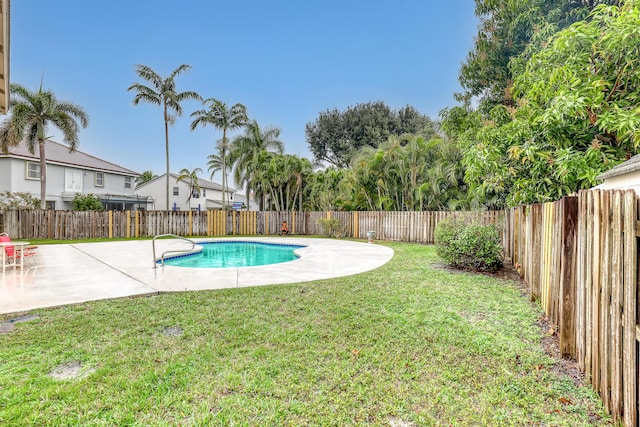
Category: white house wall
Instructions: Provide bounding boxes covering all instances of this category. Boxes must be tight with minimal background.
[0,158,138,209]
[600,171,640,195]
[135,178,193,211]
[136,175,233,211]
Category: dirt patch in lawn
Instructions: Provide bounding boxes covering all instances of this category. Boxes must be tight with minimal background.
[49,361,96,380]
[537,314,585,386]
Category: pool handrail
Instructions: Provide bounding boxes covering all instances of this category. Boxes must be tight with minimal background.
[152,234,196,268]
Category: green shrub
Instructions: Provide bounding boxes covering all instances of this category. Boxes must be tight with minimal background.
[0,191,40,210]
[316,218,341,237]
[72,193,103,211]
[434,216,503,272]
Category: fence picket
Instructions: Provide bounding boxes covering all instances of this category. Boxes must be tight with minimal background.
[622,192,637,427]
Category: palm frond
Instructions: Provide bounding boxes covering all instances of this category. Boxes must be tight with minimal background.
[168,64,192,80]
[133,64,163,90]
[128,84,162,106]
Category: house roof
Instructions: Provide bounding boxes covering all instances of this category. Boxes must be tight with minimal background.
[1,139,139,175]
[597,154,640,180]
[139,173,234,192]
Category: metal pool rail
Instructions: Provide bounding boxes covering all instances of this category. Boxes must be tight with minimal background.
[152,234,196,268]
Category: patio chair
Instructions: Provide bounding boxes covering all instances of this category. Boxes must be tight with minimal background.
[0,233,37,268]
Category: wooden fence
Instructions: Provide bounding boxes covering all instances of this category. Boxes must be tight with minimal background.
[1,190,639,425]
[499,190,638,426]
[0,209,502,242]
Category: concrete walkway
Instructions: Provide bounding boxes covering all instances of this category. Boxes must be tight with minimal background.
[0,238,394,314]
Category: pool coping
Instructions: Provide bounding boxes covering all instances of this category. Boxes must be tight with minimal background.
[0,237,394,315]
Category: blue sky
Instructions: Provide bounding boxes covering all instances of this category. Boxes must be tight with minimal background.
[10,1,478,182]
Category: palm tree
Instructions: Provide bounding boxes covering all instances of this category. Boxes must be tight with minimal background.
[288,155,313,213]
[176,167,203,205]
[206,153,223,179]
[191,99,247,209]
[0,83,89,209]
[128,64,201,211]
[229,120,284,210]
[135,170,157,188]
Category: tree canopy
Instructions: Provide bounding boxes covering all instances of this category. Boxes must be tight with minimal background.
[0,83,89,209]
[445,0,640,207]
[459,0,616,111]
[305,102,437,168]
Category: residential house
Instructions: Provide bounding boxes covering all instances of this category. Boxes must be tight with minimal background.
[596,154,640,195]
[136,173,252,211]
[0,139,149,210]
[231,192,259,211]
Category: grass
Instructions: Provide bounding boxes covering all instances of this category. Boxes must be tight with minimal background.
[0,243,610,426]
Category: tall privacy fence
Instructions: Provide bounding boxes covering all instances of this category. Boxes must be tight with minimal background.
[0,189,638,425]
[502,190,638,427]
[0,209,503,242]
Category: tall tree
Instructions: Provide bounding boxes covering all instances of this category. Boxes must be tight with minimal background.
[229,120,284,210]
[261,154,312,212]
[459,0,616,112]
[176,167,203,205]
[452,0,640,207]
[191,99,248,210]
[304,167,355,211]
[128,64,201,211]
[305,101,436,168]
[0,83,89,209]
[348,135,468,211]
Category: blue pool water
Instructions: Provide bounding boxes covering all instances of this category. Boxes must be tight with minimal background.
[162,241,305,268]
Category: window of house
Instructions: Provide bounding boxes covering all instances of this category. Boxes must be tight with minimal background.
[95,172,104,187]
[45,200,55,210]
[65,169,83,192]
[192,189,200,199]
[202,188,206,197]
[173,186,179,196]
[124,176,132,189]
[26,162,41,180]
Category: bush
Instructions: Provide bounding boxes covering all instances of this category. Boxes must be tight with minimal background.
[72,193,103,211]
[0,191,40,210]
[316,218,341,237]
[434,216,503,272]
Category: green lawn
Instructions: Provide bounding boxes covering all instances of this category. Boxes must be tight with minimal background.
[0,243,609,426]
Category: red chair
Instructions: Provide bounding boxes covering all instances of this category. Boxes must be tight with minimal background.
[0,233,37,269]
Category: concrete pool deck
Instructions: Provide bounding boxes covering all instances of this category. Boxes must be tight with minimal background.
[0,238,394,315]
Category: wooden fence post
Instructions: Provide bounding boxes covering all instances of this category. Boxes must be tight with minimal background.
[589,190,599,385]
[292,211,296,235]
[125,211,131,238]
[600,190,612,411]
[108,210,113,239]
[559,196,578,358]
[622,191,637,427]
[353,211,359,239]
[529,204,543,301]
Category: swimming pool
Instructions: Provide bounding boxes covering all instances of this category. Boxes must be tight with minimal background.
[161,241,305,268]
